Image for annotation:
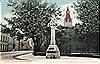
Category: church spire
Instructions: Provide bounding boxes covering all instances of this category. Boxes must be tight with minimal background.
[64,6,72,22]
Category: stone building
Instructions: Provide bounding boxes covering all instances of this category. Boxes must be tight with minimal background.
[0,24,14,51]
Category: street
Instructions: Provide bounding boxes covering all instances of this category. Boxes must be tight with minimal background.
[0,51,32,60]
[0,52,100,64]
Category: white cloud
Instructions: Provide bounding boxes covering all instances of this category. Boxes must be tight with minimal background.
[5,13,17,19]
[1,13,12,24]
[1,12,17,25]
[72,18,82,26]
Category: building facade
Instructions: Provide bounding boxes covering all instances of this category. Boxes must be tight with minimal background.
[0,24,13,51]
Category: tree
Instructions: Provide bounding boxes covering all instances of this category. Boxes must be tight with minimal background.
[4,0,62,54]
[56,25,76,53]
[74,0,99,53]
[56,0,99,53]
[0,24,10,34]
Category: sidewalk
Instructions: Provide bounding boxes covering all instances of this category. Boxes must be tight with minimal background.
[0,51,33,60]
[71,53,100,57]
[0,52,100,64]
[14,53,100,64]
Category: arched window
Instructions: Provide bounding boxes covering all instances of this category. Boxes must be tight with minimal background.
[1,35,3,41]
[3,36,5,42]
[6,36,7,42]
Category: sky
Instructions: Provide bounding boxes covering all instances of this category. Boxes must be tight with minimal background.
[0,2,1,22]
[0,0,78,25]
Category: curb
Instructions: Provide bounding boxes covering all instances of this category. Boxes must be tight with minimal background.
[33,52,100,59]
[13,52,33,60]
[67,54,100,58]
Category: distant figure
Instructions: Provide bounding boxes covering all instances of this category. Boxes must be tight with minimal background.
[20,37,30,50]
[28,38,34,50]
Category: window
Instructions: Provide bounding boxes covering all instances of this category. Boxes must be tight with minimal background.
[3,36,5,42]
[1,35,3,41]
[6,36,7,42]
[8,37,10,43]
[1,44,2,50]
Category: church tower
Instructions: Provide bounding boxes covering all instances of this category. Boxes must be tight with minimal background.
[64,6,73,27]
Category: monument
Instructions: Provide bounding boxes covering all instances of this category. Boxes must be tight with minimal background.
[46,6,73,59]
[46,18,60,59]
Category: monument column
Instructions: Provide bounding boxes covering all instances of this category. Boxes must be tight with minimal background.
[48,18,57,45]
[50,26,56,45]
